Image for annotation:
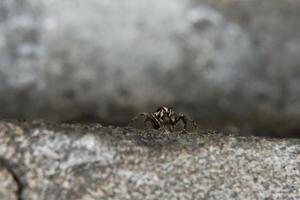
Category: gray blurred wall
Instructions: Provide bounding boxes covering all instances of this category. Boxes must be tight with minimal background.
[0,0,300,133]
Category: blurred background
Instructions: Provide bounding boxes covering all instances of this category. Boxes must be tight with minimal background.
[0,0,300,137]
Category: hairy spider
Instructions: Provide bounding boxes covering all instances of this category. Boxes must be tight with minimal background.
[129,106,197,132]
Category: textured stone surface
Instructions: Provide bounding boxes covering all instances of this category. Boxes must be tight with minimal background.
[0,165,18,200]
[0,121,299,199]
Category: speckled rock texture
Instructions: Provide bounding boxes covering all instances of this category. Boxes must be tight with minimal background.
[0,121,299,199]
[0,164,18,200]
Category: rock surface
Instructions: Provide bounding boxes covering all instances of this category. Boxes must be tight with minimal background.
[0,121,299,199]
[0,164,18,200]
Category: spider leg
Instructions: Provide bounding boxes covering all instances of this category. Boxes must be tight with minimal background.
[144,115,160,129]
[129,112,148,125]
[186,115,198,129]
[166,121,175,132]
[159,125,171,133]
[175,114,187,129]
[169,125,175,132]
[130,112,160,129]
[175,114,198,129]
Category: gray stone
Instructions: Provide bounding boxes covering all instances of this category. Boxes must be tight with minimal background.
[0,121,300,199]
[0,164,18,200]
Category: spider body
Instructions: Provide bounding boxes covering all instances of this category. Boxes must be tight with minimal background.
[129,106,197,131]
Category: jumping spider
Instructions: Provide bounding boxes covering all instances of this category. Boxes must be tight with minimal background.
[129,106,197,132]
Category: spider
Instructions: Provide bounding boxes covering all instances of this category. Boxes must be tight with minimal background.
[129,106,197,132]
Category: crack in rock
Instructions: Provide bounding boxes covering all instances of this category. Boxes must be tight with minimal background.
[0,158,24,200]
